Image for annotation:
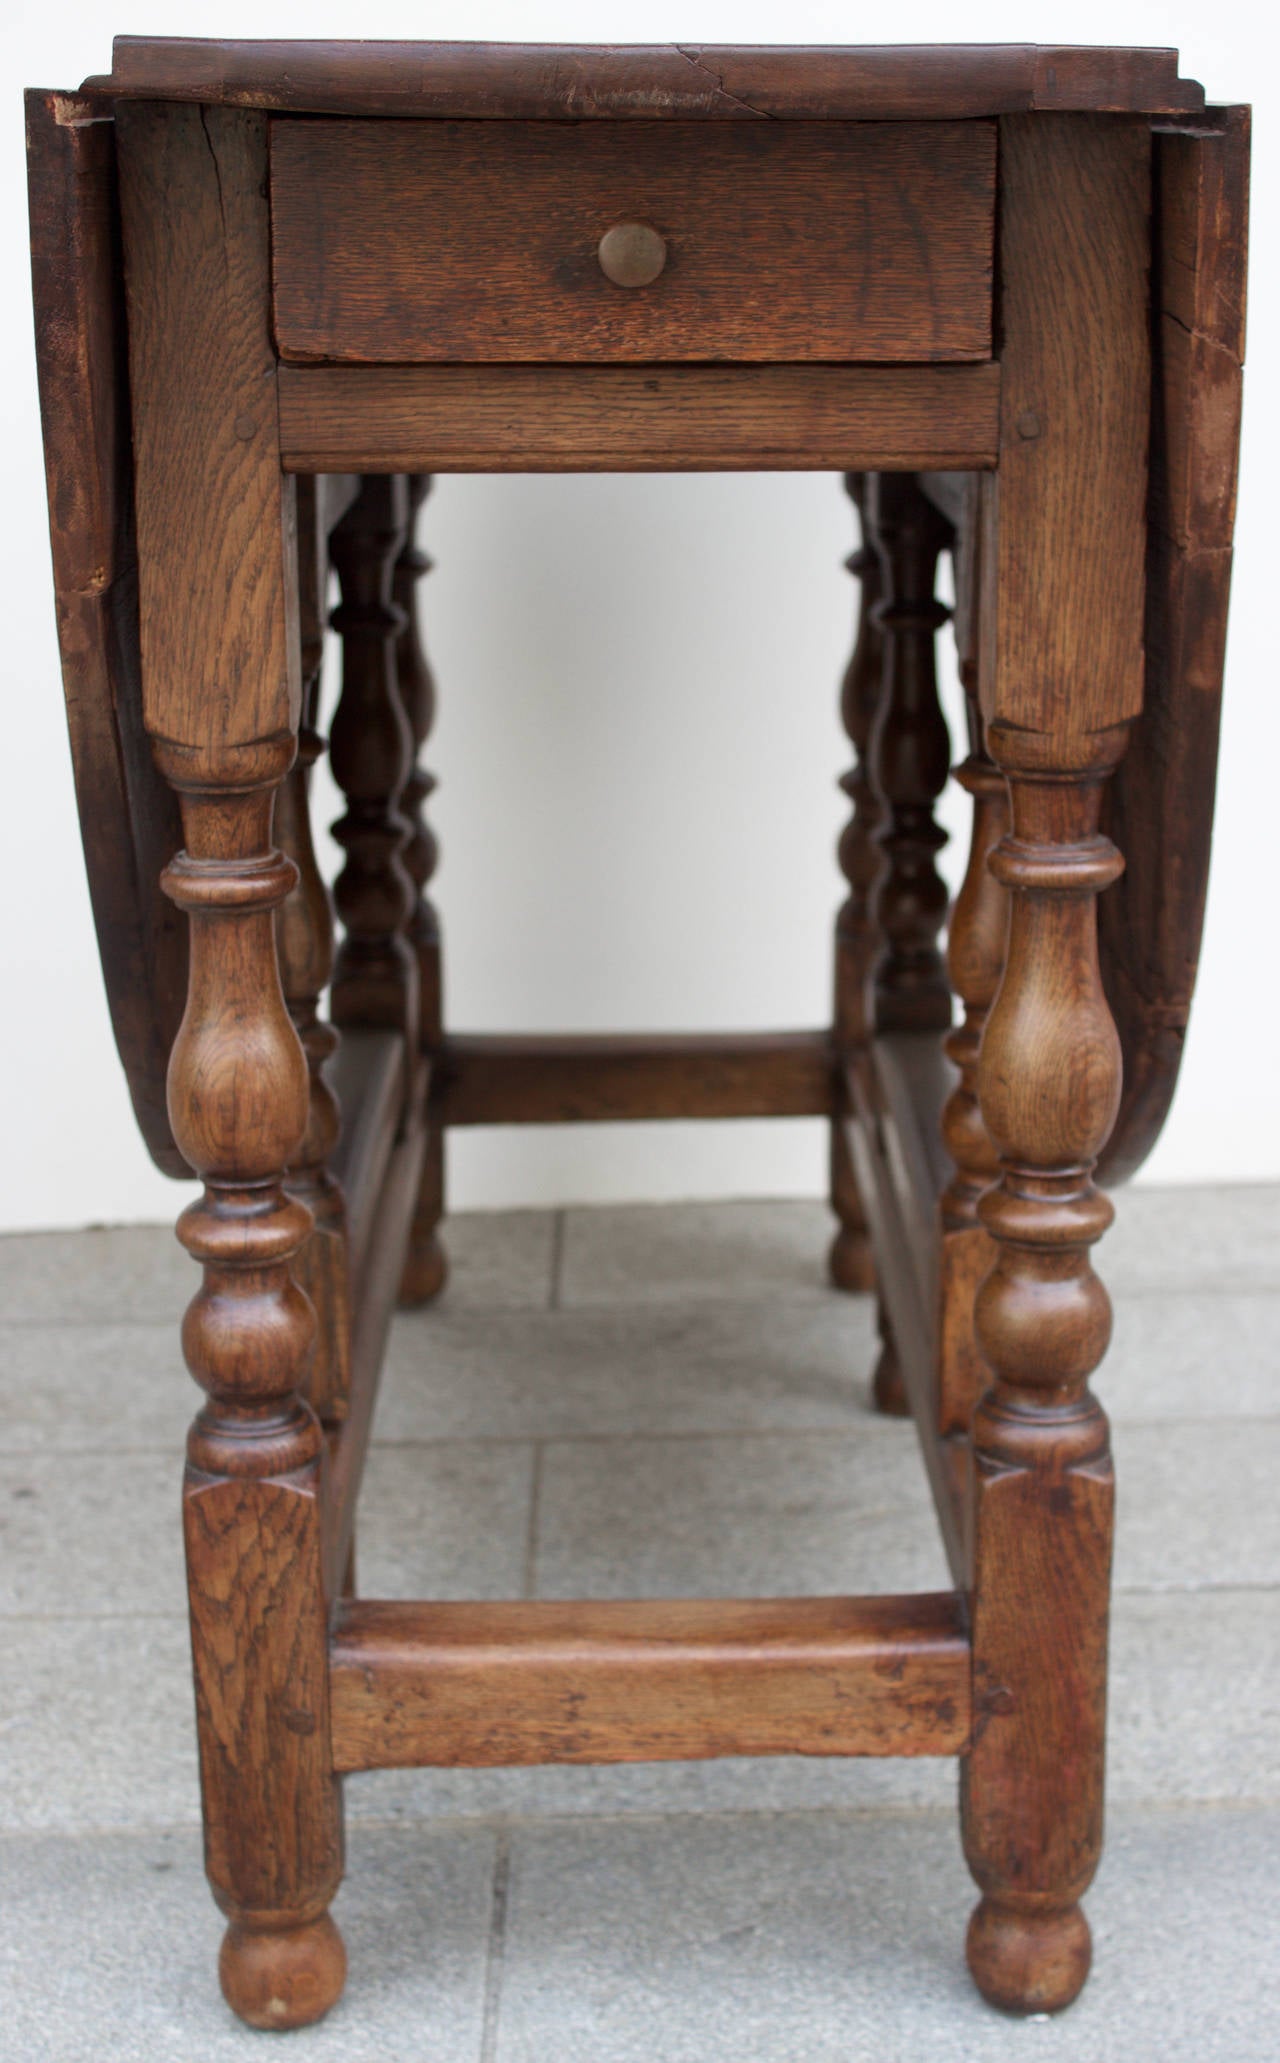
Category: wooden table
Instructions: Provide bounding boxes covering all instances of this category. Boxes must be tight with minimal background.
[27,39,1247,2034]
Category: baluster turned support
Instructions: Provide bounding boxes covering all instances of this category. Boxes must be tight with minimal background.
[962,721,1129,2014]
[395,476,450,1304]
[863,472,953,1416]
[867,473,954,1035]
[276,478,350,1425]
[936,481,1010,1436]
[827,473,880,1296]
[957,107,1150,2015]
[329,476,418,1051]
[935,747,1008,1435]
[160,743,345,2030]
[115,95,348,2031]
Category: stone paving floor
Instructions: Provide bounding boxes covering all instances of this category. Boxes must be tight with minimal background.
[0,1190,1277,2059]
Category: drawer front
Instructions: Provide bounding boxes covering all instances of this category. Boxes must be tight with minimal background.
[270,119,994,365]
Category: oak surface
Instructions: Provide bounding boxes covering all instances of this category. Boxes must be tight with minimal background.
[436,1031,834,1127]
[277,362,1002,473]
[100,39,1205,119]
[271,118,994,365]
[960,111,1151,2018]
[330,1594,971,1769]
[25,90,187,1174]
[117,100,346,2029]
[978,115,1150,735]
[1099,108,1248,1181]
[26,42,1248,2038]
[115,102,300,770]
[827,475,881,1296]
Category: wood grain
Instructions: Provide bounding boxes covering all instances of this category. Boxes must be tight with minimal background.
[435,1031,835,1127]
[394,477,449,1307]
[277,363,1002,474]
[1099,108,1248,1182]
[101,39,1205,119]
[842,1046,967,1589]
[828,474,881,1296]
[865,474,954,1034]
[959,121,1153,2017]
[949,114,1179,2028]
[25,90,188,1174]
[278,479,350,1429]
[874,1032,954,1287]
[329,1593,971,1770]
[167,784,347,2032]
[326,1029,407,1307]
[979,116,1151,735]
[117,101,345,2030]
[962,726,1129,2017]
[30,47,1247,2034]
[115,102,299,772]
[937,666,1008,1439]
[328,477,419,1047]
[270,118,994,365]
[324,1103,428,1602]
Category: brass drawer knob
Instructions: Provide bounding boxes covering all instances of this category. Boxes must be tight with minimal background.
[597,221,667,289]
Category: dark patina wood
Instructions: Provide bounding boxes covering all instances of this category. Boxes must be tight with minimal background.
[328,475,419,1052]
[1098,107,1248,1181]
[25,90,187,1174]
[271,118,995,365]
[395,476,449,1306]
[277,478,351,1428]
[866,473,955,1036]
[828,474,881,1297]
[436,1031,835,1127]
[98,39,1206,119]
[27,37,1246,2041]
[330,1593,972,1769]
[114,100,346,2031]
[277,362,1003,474]
[962,112,1151,2016]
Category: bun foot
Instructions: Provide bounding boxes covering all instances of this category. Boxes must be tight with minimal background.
[399,1228,448,1306]
[827,1227,875,1294]
[220,1913,348,2031]
[966,1897,1092,2015]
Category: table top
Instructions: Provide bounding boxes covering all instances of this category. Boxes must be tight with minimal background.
[88,40,1208,121]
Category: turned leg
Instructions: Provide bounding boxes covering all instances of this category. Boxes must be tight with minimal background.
[866,472,954,1037]
[961,722,1129,2013]
[862,474,953,1412]
[162,745,345,2030]
[937,490,1010,1437]
[329,475,419,1051]
[115,101,348,2030]
[277,477,351,1427]
[936,743,1008,1436]
[828,473,880,1295]
[394,476,450,1305]
[958,107,1150,2013]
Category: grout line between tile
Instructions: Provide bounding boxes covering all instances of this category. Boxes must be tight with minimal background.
[0,1317,186,1332]
[478,1828,511,2063]
[522,1445,544,1601]
[0,1609,190,1622]
[13,1408,1280,1465]
[547,1208,566,1312]
[2,1580,1278,1629]
[7,1792,1280,1853]
[6,1277,1280,1332]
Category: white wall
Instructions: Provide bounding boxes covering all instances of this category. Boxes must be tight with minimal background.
[4,0,1277,1231]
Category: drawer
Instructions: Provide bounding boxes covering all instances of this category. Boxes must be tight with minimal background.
[270,119,994,365]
